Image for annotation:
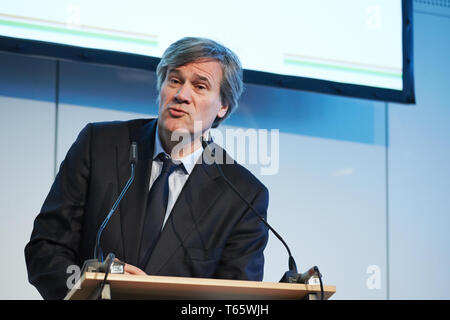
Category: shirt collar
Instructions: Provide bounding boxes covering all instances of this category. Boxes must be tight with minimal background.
[153,125,204,175]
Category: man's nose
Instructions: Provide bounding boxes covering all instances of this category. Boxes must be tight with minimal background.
[174,83,192,104]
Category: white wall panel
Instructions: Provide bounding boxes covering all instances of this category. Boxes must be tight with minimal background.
[0,52,56,299]
[388,12,450,299]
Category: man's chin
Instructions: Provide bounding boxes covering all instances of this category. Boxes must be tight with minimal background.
[159,118,194,139]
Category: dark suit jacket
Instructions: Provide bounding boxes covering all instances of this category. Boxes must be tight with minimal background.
[24,118,269,299]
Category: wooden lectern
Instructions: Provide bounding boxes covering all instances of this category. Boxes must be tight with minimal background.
[64,272,335,300]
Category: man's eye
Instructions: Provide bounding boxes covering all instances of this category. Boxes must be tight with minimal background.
[196,84,207,90]
[169,78,180,84]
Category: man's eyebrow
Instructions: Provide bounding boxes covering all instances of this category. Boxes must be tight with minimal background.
[167,68,213,86]
[192,74,212,86]
[167,69,182,76]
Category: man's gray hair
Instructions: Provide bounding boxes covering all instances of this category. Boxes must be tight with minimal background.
[156,37,244,128]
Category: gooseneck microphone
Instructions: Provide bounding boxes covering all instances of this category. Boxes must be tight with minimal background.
[93,142,138,262]
[201,138,298,272]
[78,142,138,299]
[201,137,323,296]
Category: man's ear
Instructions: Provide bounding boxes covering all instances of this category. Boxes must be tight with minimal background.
[217,105,229,119]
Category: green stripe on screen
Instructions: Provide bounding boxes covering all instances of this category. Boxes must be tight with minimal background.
[0,18,157,46]
[284,58,402,78]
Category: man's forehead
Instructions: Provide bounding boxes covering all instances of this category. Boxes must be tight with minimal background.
[168,59,223,81]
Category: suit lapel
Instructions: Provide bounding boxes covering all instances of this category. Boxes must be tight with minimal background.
[118,119,157,265]
[145,149,224,275]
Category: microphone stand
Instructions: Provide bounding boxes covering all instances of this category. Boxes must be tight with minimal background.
[202,137,324,299]
[79,142,137,299]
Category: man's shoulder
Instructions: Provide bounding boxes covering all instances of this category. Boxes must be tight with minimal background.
[213,144,268,194]
[85,118,156,141]
[89,118,155,132]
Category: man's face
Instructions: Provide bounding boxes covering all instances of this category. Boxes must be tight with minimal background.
[158,59,228,139]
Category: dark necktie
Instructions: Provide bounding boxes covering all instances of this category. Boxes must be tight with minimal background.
[138,153,179,269]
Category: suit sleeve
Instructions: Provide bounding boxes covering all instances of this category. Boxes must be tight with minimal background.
[24,123,92,300]
[214,185,269,281]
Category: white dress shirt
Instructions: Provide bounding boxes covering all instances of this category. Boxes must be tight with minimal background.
[150,127,204,230]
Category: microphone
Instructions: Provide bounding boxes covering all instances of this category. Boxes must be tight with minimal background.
[93,141,138,262]
[129,141,138,165]
[74,142,138,299]
[85,252,117,300]
[291,266,321,283]
[201,137,322,287]
[77,142,138,299]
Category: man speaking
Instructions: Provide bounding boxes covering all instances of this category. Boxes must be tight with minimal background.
[25,37,269,300]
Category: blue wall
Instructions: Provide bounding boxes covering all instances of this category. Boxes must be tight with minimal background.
[0,2,449,299]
